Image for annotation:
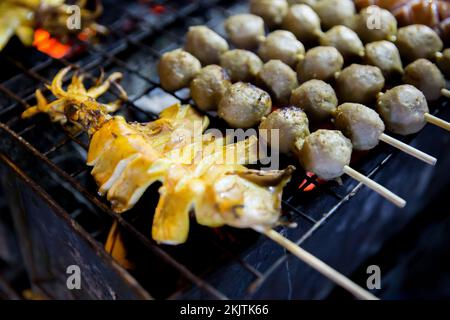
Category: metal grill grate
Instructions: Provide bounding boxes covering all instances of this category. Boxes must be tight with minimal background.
[0,0,447,299]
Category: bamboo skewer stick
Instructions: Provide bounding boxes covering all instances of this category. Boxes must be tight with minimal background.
[425,113,450,131]
[255,227,379,300]
[379,133,437,166]
[442,89,450,98]
[342,165,406,208]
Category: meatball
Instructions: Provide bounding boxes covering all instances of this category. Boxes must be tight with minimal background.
[250,0,288,27]
[281,4,322,44]
[320,26,365,59]
[257,60,298,105]
[184,26,229,65]
[158,49,201,92]
[299,129,352,180]
[258,30,305,68]
[336,64,385,104]
[334,103,385,150]
[376,85,429,135]
[218,82,272,128]
[364,41,403,77]
[190,65,231,111]
[220,49,263,82]
[290,80,338,122]
[436,49,450,78]
[353,6,397,43]
[224,14,265,50]
[259,107,310,154]
[396,25,443,62]
[296,46,344,83]
[313,0,356,30]
[403,59,446,101]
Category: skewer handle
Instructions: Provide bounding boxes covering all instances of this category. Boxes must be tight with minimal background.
[343,165,406,208]
[379,133,436,166]
[442,88,450,98]
[425,113,450,131]
[256,227,379,300]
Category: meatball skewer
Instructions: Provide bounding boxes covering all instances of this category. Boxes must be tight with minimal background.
[402,59,450,101]
[260,108,406,207]
[334,103,437,166]
[377,85,450,133]
[300,129,406,207]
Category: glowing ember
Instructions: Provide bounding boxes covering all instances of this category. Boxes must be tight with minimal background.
[33,29,71,59]
[151,4,166,14]
[299,172,317,192]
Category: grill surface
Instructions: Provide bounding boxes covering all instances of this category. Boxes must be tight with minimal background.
[0,0,449,299]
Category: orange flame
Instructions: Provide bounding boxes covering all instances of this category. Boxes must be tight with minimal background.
[299,172,317,192]
[33,29,71,59]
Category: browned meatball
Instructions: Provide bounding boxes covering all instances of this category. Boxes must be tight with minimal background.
[258,30,305,68]
[257,60,298,105]
[290,80,338,122]
[436,49,450,78]
[313,0,356,30]
[224,14,265,50]
[403,59,446,101]
[190,65,231,111]
[218,82,272,128]
[336,64,385,104]
[158,49,201,92]
[250,0,288,27]
[396,25,443,62]
[353,6,397,43]
[282,4,322,44]
[365,41,403,77]
[259,107,310,154]
[220,49,263,82]
[320,26,365,59]
[334,103,385,150]
[300,129,352,180]
[376,85,429,135]
[296,46,344,83]
[185,26,229,65]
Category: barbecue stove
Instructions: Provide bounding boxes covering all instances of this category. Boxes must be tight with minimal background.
[0,0,449,300]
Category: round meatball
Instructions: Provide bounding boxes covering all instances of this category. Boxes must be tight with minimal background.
[376,85,429,135]
[396,25,443,62]
[313,0,356,30]
[320,26,365,59]
[224,14,265,50]
[365,41,403,77]
[190,65,231,111]
[218,82,272,128]
[436,49,450,78]
[259,107,310,154]
[336,64,385,104]
[250,0,288,27]
[282,4,322,44]
[257,60,298,105]
[158,49,201,92]
[403,59,446,101]
[220,49,263,82]
[296,46,344,83]
[290,80,338,122]
[185,26,229,65]
[353,6,397,43]
[334,103,385,150]
[299,129,352,180]
[258,30,305,68]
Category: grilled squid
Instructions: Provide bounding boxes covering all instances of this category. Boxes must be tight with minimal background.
[22,67,294,245]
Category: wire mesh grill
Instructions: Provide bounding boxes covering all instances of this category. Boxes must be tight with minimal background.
[0,0,440,299]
